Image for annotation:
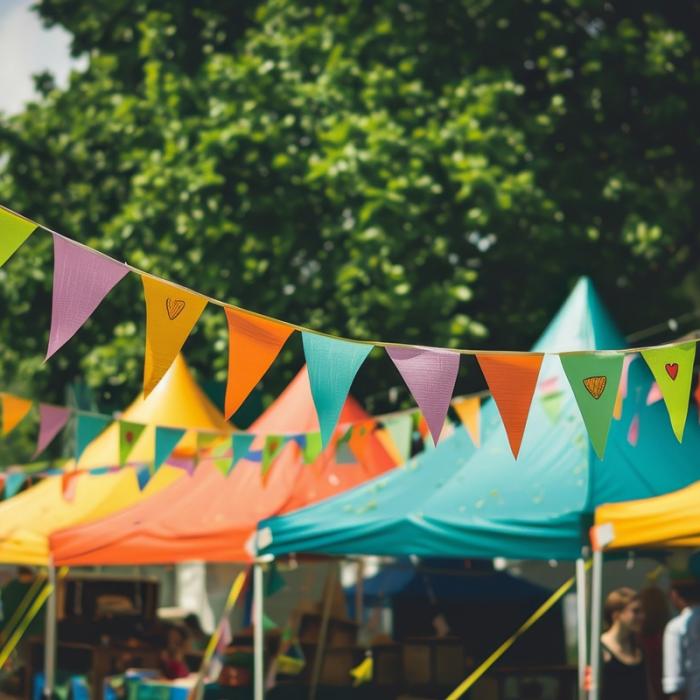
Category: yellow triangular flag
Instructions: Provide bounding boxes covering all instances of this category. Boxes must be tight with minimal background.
[452,396,481,447]
[1,393,33,435]
[0,208,37,267]
[141,276,208,396]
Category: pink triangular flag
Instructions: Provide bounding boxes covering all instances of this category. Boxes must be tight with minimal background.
[627,414,639,447]
[34,404,72,457]
[386,346,460,445]
[46,234,130,359]
[646,382,663,406]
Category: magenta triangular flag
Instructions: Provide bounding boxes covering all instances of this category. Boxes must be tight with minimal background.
[386,345,460,444]
[46,234,130,359]
[34,404,72,457]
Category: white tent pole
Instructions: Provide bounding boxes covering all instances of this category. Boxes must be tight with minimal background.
[43,561,57,700]
[588,549,604,700]
[576,558,588,700]
[253,561,265,700]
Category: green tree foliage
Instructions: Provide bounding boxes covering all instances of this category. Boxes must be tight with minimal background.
[1,0,700,446]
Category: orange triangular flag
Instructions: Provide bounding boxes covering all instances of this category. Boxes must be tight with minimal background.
[141,276,208,396]
[1,393,33,435]
[452,396,481,447]
[224,308,294,419]
[476,353,543,458]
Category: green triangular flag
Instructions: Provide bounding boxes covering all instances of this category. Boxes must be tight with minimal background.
[262,435,286,478]
[75,414,111,462]
[232,433,255,471]
[540,391,564,424]
[641,341,696,442]
[560,352,624,459]
[265,562,287,597]
[0,208,37,267]
[384,415,412,463]
[119,420,146,465]
[196,431,220,460]
[155,426,186,470]
[302,432,323,464]
[262,613,279,631]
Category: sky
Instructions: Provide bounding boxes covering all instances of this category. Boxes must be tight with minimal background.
[0,0,84,115]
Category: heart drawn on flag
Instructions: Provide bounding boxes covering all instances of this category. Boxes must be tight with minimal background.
[583,375,607,400]
[665,362,679,380]
[166,298,186,320]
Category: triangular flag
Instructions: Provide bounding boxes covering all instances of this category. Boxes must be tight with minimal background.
[695,373,700,422]
[560,353,624,459]
[196,431,220,458]
[155,426,186,470]
[1,393,33,435]
[46,234,130,359]
[0,208,37,267]
[119,420,147,465]
[350,656,374,687]
[262,613,279,631]
[302,432,323,464]
[224,308,294,419]
[34,404,72,457]
[348,421,374,465]
[641,341,696,442]
[452,396,481,447]
[384,415,412,463]
[540,391,564,424]
[336,440,356,464]
[232,433,256,469]
[302,333,373,446]
[62,471,80,502]
[476,353,543,458]
[385,346,460,445]
[613,354,636,420]
[646,383,663,406]
[141,276,208,395]
[136,466,152,491]
[628,414,640,447]
[75,414,111,462]
[265,562,287,597]
[262,435,286,479]
[4,472,26,498]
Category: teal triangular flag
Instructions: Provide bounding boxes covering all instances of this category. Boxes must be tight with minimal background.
[384,415,412,462]
[75,414,111,462]
[155,426,186,470]
[232,433,256,471]
[136,465,152,491]
[4,472,27,498]
[265,562,287,597]
[302,333,373,446]
[560,353,624,459]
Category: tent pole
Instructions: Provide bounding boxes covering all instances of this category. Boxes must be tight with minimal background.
[253,561,264,700]
[43,561,57,700]
[309,562,338,700]
[576,558,587,700]
[588,550,603,700]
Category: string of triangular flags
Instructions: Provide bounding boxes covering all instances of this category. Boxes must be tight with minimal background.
[2,205,699,461]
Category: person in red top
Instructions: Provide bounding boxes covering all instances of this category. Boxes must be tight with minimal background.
[160,625,190,680]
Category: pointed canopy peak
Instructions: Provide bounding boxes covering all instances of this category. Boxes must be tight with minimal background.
[532,277,626,353]
[250,365,369,435]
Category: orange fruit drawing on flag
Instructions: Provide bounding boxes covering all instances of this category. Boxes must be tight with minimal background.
[166,298,186,320]
[583,375,607,400]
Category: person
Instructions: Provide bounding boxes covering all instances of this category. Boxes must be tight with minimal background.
[663,575,700,700]
[159,625,191,680]
[183,613,208,652]
[639,585,669,700]
[600,587,648,700]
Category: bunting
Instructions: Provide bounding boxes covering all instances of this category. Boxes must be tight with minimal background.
[4,472,26,498]
[641,342,696,441]
[119,420,146,465]
[303,333,373,446]
[224,308,294,419]
[384,415,412,463]
[136,465,152,491]
[560,353,624,459]
[476,354,543,458]
[34,404,72,457]
[301,432,323,464]
[0,208,36,267]
[452,396,481,447]
[46,234,130,359]
[62,471,80,501]
[613,354,636,420]
[154,426,186,470]
[75,414,111,462]
[386,346,460,445]
[142,276,208,396]
[232,433,256,470]
[1,393,33,435]
[262,435,286,480]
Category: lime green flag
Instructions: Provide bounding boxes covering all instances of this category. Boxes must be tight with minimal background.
[0,208,37,267]
[302,432,323,464]
[641,342,696,442]
[119,420,146,465]
[262,435,286,478]
[560,352,624,459]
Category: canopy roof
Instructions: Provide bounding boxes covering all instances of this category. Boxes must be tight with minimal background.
[594,480,700,550]
[50,367,397,565]
[260,278,700,561]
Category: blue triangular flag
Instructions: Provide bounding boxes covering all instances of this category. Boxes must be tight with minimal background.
[75,414,111,462]
[136,465,152,491]
[155,426,186,470]
[4,472,27,498]
[232,433,256,471]
[302,333,373,446]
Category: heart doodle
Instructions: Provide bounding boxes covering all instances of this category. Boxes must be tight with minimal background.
[166,298,186,320]
[665,362,679,380]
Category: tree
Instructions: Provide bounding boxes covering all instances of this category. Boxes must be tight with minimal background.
[1,0,700,458]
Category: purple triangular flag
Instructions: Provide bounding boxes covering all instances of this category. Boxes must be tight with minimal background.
[386,345,460,445]
[34,404,72,457]
[46,234,130,359]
